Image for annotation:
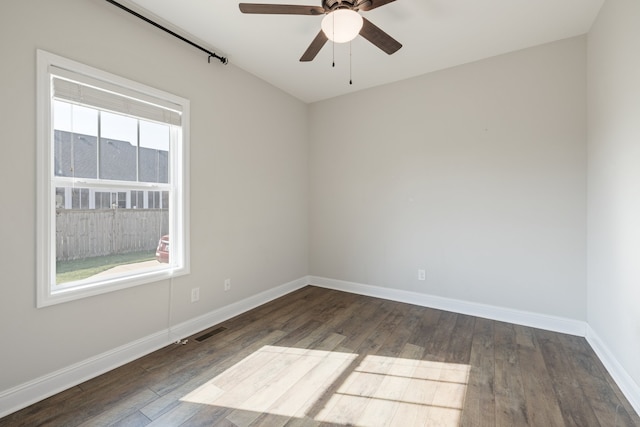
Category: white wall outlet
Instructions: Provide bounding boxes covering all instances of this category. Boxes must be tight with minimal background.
[418,269,426,281]
[191,287,200,302]
[224,279,231,291]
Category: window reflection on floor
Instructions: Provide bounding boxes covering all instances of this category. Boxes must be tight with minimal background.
[181,342,470,426]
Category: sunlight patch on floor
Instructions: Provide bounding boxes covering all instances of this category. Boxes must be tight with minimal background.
[180,345,470,426]
[181,345,357,418]
[316,354,471,426]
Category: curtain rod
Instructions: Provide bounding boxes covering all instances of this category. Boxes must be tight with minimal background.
[105,0,228,65]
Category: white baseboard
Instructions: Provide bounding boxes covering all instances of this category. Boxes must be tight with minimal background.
[309,276,587,336]
[4,276,638,420]
[0,276,309,419]
[0,330,171,419]
[586,326,640,416]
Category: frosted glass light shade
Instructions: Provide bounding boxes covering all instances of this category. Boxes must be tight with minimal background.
[321,10,363,43]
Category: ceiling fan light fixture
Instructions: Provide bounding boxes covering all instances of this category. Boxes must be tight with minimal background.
[321,9,363,43]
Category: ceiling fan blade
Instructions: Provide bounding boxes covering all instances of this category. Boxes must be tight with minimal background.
[300,30,328,61]
[239,3,325,15]
[359,17,402,55]
[358,0,397,12]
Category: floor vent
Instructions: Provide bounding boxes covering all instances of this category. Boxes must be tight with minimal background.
[195,326,227,342]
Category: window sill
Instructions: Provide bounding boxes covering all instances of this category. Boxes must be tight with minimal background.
[37,265,189,308]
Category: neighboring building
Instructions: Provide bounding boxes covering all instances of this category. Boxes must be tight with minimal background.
[54,130,169,210]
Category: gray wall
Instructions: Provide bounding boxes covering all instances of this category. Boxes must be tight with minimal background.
[2,0,639,412]
[588,0,640,389]
[309,36,587,320]
[0,0,308,390]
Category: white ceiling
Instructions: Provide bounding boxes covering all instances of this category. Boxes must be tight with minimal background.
[125,0,604,103]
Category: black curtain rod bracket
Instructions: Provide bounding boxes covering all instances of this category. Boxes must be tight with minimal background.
[105,0,228,65]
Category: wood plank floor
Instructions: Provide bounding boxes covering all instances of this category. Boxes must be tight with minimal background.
[2,286,638,426]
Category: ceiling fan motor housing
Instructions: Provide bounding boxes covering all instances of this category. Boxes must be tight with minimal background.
[322,0,371,12]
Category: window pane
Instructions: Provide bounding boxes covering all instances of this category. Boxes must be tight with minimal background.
[99,112,137,181]
[53,102,98,179]
[162,191,169,209]
[82,188,89,209]
[95,192,109,209]
[139,147,169,184]
[140,121,169,151]
[118,192,127,209]
[100,111,137,142]
[132,190,144,209]
[54,206,167,284]
[71,188,89,209]
[55,187,65,209]
[54,131,98,178]
[139,121,170,183]
[53,101,98,136]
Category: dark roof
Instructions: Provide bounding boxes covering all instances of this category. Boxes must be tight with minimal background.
[54,130,168,184]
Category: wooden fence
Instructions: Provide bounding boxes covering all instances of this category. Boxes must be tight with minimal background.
[56,209,169,261]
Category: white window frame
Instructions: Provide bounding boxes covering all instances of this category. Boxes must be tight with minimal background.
[36,50,190,307]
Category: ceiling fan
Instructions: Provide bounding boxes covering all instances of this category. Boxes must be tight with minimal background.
[239,0,402,62]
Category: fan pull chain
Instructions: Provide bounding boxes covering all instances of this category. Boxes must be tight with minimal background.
[332,13,335,67]
[349,41,353,85]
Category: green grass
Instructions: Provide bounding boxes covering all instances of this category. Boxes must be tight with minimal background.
[56,250,156,285]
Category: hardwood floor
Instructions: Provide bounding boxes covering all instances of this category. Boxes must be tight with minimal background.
[2,286,638,426]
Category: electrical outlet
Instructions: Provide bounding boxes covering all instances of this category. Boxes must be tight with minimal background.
[418,269,426,281]
[191,287,200,302]
[224,279,231,291]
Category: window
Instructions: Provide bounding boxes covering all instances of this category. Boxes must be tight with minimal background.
[37,50,190,307]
